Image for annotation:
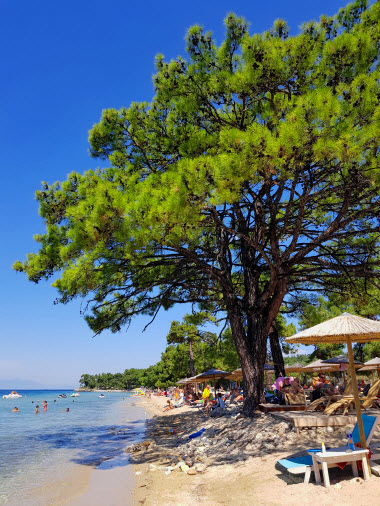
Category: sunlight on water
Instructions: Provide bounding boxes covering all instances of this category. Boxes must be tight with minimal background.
[0,391,146,505]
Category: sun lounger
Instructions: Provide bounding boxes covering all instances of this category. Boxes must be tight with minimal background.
[277,415,379,483]
[304,391,336,412]
[277,455,314,483]
[324,379,380,416]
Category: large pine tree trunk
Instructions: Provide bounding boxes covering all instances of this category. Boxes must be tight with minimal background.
[227,304,268,416]
[189,339,196,377]
[269,322,285,378]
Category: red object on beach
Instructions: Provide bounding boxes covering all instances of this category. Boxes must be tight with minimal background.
[169,429,176,435]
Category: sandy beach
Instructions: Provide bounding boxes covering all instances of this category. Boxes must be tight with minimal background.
[131,396,380,506]
[13,394,380,506]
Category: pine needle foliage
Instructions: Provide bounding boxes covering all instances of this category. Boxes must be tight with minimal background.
[14,1,380,414]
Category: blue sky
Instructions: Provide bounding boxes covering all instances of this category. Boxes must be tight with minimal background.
[1,0,348,387]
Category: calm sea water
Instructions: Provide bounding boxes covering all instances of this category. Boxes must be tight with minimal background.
[0,390,147,505]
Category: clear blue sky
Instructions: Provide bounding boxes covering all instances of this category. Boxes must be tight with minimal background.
[1,0,348,388]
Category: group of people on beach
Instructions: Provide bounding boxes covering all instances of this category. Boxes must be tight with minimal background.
[159,384,241,416]
[269,372,380,406]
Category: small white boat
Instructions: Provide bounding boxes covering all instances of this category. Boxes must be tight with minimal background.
[71,393,80,397]
[3,391,22,399]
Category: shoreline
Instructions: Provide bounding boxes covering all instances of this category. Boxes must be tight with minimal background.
[6,396,147,506]
[130,396,380,506]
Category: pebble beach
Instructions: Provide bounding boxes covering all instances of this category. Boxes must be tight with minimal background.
[131,395,380,506]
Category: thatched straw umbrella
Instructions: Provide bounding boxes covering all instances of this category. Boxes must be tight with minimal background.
[359,357,380,378]
[322,355,363,366]
[226,364,274,388]
[285,361,305,374]
[285,361,307,379]
[177,377,191,385]
[322,355,363,386]
[194,368,230,398]
[285,312,380,452]
[302,359,340,373]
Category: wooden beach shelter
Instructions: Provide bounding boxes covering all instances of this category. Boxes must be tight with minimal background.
[359,357,380,378]
[195,368,230,398]
[286,312,380,452]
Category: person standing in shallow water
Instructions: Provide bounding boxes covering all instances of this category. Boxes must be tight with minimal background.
[42,401,47,412]
[35,405,39,414]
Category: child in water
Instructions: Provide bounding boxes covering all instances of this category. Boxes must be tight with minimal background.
[35,405,39,414]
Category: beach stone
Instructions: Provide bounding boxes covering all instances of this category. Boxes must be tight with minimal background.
[255,433,263,441]
[180,464,190,473]
[326,427,334,433]
[187,468,197,475]
[195,464,207,473]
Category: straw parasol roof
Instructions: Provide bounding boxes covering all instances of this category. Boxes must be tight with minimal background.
[176,378,189,385]
[226,368,242,380]
[195,368,229,380]
[302,359,340,373]
[194,368,230,398]
[359,357,380,377]
[285,312,380,344]
[359,357,380,371]
[285,312,380,453]
[322,355,363,366]
[285,361,306,373]
[226,364,274,380]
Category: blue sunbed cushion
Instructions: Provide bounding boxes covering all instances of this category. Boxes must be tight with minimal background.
[352,415,376,444]
[277,455,313,469]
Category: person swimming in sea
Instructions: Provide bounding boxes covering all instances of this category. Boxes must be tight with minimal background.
[11,407,19,412]
[35,405,39,414]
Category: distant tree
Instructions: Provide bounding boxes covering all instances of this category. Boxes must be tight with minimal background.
[79,374,96,389]
[166,312,213,376]
[15,2,380,414]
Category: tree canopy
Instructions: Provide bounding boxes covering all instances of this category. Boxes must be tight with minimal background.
[14,0,380,414]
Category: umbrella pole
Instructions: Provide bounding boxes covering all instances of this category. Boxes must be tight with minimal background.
[347,338,370,467]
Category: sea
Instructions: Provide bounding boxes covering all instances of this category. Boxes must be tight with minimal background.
[0,390,148,505]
